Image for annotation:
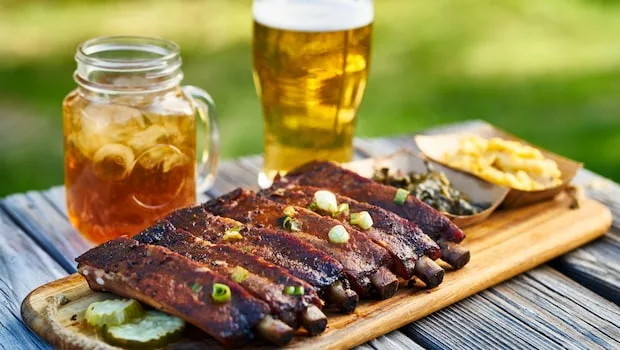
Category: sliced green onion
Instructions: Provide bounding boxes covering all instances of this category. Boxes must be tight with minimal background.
[307,202,318,211]
[231,266,249,283]
[393,188,410,205]
[212,283,231,303]
[283,206,297,217]
[294,286,304,296]
[284,285,304,296]
[190,282,203,294]
[314,190,338,213]
[282,216,302,232]
[350,211,373,230]
[333,203,350,217]
[222,227,243,241]
[328,225,350,244]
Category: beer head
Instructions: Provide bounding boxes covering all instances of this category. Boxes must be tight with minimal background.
[253,0,373,32]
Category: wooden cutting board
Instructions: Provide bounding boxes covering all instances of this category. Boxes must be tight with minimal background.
[21,193,611,349]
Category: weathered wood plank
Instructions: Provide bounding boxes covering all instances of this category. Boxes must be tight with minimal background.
[402,267,620,350]
[2,192,90,273]
[367,331,425,350]
[0,208,66,350]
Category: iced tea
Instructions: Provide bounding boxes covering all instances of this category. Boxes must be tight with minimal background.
[63,89,197,243]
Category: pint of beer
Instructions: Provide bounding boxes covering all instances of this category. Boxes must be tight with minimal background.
[252,0,374,187]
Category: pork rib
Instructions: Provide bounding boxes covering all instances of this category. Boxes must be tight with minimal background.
[260,184,445,288]
[75,237,293,347]
[161,205,358,313]
[202,189,399,299]
[134,224,327,335]
[281,161,470,269]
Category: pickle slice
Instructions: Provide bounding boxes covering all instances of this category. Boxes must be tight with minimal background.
[104,311,185,349]
[85,299,144,328]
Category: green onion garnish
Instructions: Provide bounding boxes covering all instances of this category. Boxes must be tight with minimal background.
[283,206,296,217]
[333,203,350,217]
[282,216,302,232]
[393,188,410,205]
[222,227,243,241]
[212,283,231,303]
[294,286,304,296]
[314,190,338,213]
[350,211,373,230]
[284,285,304,296]
[191,282,203,294]
[328,225,350,244]
[307,202,318,211]
[231,266,249,283]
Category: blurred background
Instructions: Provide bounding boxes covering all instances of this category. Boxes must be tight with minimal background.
[1,0,619,196]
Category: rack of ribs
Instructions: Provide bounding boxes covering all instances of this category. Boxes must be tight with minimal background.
[280,161,471,269]
[260,184,445,288]
[161,205,359,313]
[75,237,294,347]
[134,223,327,335]
[202,189,400,299]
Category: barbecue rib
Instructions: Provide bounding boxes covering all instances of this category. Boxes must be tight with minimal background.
[134,224,327,335]
[203,189,399,299]
[161,205,359,313]
[260,185,445,288]
[281,161,471,269]
[75,237,294,347]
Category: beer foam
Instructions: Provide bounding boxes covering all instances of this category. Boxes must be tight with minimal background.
[253,0,374,32]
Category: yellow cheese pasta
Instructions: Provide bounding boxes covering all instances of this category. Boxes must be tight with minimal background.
[443,136,562,191]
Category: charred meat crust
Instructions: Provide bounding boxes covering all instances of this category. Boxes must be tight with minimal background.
[202,189,396,297]
[75,237,270,348]
[282,161,466,243]
[134,226,322,330]
[281,161,470,268]
[260,185,442,279]
[160,206,346,291]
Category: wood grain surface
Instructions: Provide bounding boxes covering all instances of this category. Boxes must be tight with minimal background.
[20,194,613,349]
[0,209,65,349]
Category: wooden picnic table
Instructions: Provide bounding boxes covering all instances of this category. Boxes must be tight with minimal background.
[1,120,619,349]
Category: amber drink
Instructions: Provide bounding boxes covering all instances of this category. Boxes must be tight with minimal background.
[252,0,374,187]
[64,37,218,243]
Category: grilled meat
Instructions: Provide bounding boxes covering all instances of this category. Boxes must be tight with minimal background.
[134,224,327,335]
[161,205,358,313]
[203,189,399,299]
[281,161,470,268]
[75,237,294,347]
[260,185,445,287]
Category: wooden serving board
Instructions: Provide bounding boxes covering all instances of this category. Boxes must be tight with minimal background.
[21,193,611,349]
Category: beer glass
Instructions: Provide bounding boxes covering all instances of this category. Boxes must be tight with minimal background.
[63,36,219,243]
[252,0,374,187]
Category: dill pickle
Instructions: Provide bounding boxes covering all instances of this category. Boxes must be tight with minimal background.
[85,299,144,328]
[104,311,185,349]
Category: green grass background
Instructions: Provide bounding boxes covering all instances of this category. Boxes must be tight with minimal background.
[1,0,619,196]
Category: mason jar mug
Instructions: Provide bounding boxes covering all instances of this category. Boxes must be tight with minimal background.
[63,36,219,243]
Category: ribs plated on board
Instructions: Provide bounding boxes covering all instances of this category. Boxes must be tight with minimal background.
[75,160,472,348]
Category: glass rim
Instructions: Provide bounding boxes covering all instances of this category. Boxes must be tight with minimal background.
[75,35,181,70]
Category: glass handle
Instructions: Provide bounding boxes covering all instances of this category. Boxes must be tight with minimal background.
[183,85,220,194]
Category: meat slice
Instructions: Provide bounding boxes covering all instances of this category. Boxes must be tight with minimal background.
[75,237,293,347]
[203,189,399,299]
[161,205,358,313]
[134,224,327,335]
[281,161,470,269]
[260,185,445,288]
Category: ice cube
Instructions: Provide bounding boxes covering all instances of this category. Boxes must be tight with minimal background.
[127,125,169,154]
[77,103,147,157]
